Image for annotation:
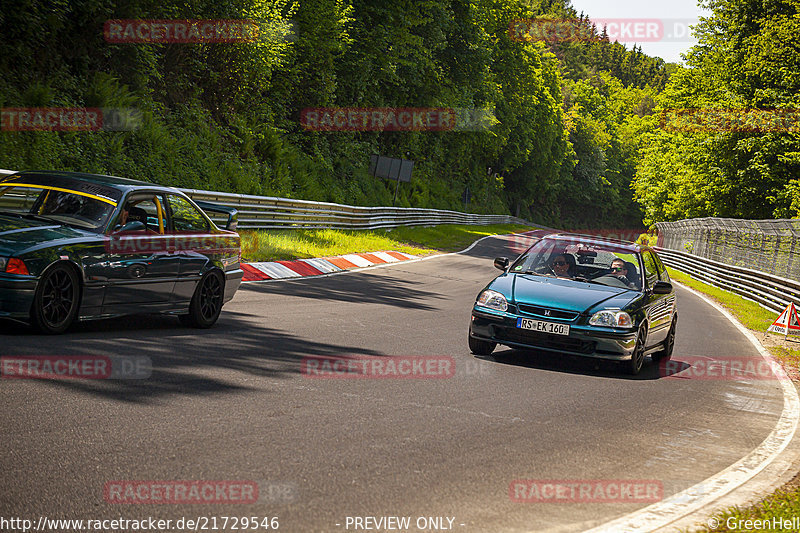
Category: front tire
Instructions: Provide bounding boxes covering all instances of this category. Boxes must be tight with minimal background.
[624,325,647,375]
[30,263,80,334]
[469,333,496,356]
[185,270,224,328]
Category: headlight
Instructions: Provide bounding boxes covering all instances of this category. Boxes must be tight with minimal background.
[476,290,508,311]
[589,310,633,327]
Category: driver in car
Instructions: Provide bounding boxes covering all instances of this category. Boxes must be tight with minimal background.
[116,200,157,232]
[610,258,636,288]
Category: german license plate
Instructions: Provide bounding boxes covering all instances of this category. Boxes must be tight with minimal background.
[516,317,570,336]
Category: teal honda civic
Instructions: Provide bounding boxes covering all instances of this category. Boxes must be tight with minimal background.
[0,171,243,333]
[468,233,677,374]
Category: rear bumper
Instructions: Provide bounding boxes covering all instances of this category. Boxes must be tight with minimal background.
[470,308,638,361]
[0,275,37,319]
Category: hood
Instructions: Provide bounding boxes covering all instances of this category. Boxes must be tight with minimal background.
[0,214,94,255]
[502,273,637,313]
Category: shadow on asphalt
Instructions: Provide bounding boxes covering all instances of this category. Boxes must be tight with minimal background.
[0,310,382,403]
[483,348,665,380]
[0,231,548,401]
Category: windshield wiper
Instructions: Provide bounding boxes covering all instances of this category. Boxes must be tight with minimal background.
[0,210,53,223]
[573,276,602,284]
[18,212,61,224]
[522,270,549,277]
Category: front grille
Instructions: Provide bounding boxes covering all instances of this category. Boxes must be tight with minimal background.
[517,304,579,321]
[493,326,596,354]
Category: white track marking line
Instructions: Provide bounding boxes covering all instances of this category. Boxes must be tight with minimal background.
[580,282,800,533]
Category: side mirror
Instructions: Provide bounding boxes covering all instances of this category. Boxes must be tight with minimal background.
[115,220,145,233]
[494,257,509,271]
[225,210,238,232]
[194,200,238,232]
[652,280,673,294]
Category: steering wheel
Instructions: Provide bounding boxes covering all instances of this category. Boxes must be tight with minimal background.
[597,274,632,289]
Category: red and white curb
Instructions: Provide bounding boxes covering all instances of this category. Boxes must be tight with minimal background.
[241,251,418,282]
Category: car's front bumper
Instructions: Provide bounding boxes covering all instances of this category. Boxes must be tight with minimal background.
[470,307,638,361]
[0,274,38,319]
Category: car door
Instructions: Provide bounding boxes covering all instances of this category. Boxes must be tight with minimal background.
[95,193,181,308]
[641,249,672,345]
[653,251,677,332]
[164,193,217,303]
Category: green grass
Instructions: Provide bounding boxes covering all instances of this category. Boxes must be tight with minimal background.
[667,267,779,332]
[240,223,533,262]
[668,267,800,365]
[667,266,800,532]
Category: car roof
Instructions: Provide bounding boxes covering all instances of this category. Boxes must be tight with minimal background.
[543,232,646,253]
[4,170,175,192]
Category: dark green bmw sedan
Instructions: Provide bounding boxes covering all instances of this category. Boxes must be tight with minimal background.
[0,171,243,333]
[469,233,677,375]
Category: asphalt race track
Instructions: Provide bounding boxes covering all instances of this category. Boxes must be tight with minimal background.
[0,234,788,533]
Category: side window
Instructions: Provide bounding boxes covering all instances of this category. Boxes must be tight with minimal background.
[641,251,659,289]
[167,194,209,233]
[654,253,670,282]
[115,195,164,233]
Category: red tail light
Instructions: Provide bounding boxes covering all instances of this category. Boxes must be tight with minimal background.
[6,258,30,275]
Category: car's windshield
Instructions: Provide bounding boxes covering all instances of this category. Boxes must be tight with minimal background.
[510,237,643,291]
[0,183,116,231]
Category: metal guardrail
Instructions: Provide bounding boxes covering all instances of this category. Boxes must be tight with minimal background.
[655,217,800,282]
[0,169,527,230]
[656,247,797,314]
[181,188,526,230]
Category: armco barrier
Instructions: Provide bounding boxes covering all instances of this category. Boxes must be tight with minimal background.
[180,187,526,230]
[0,169,527,230]
[656,247,797,314]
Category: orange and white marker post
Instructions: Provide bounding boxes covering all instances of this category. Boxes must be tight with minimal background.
[766,302,800,341]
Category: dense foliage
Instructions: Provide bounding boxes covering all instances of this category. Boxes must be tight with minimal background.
[633,0,800,223]
[0,0,669,227]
